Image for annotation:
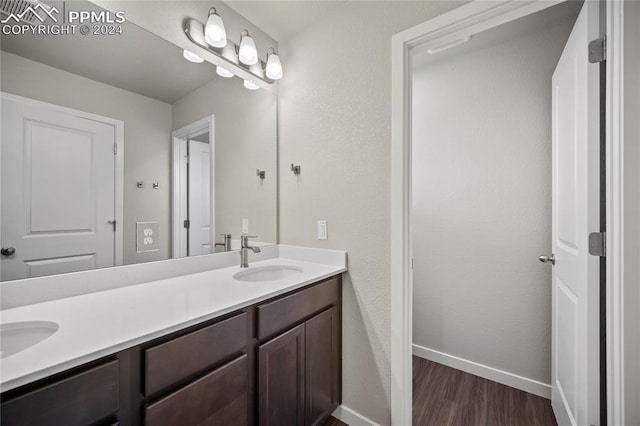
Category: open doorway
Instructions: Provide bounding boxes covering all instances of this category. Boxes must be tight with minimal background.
[405,1,604,424]
[171,116,215,258]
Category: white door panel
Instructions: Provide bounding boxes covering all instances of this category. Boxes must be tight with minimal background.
[1,95,116,280]
[188,140,212,256]
[551,2,600,425]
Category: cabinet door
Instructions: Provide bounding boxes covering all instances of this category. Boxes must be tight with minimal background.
[258,324,305,426]
[305,307,340,426]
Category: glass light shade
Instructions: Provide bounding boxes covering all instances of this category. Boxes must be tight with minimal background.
[265,52,283,80]
[204,10,227,48]
[238,32,258,65]
[183,49,204,63]
[244,80,260,90]
[216,66,234,78]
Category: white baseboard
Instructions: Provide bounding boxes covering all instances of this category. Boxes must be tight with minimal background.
[332,405,382,426]
[412,344,551,399]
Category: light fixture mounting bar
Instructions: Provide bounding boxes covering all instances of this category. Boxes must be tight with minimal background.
[183,18,274,85]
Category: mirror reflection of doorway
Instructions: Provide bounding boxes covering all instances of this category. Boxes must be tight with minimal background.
[0,93,124,281]
[171,116,215,258]
[186,135,211,256]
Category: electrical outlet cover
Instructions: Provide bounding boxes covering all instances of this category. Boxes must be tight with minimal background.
[137,222,159,252]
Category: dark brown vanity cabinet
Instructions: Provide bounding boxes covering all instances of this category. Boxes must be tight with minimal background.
[144,354,249,426]
[0,274,341,426]
[0,360,120,426]
[142,312,250,426]
[258,324,306,425]
[257,276,341,426]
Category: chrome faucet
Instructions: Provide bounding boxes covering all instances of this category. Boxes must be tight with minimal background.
[214,233,232,252]
[240,235,261,268]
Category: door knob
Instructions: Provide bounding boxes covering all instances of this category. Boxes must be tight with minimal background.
[539,254,555,265]
[1,247,16,256]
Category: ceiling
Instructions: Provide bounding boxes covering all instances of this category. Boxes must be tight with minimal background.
[224,1,346,42]
[1,0,218,104]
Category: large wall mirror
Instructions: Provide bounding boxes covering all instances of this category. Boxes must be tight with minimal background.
[0,0,277,281]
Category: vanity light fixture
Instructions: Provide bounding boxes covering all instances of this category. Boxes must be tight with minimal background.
[238,30,258,65]
[183,13,284,87]
[244,80,260,90]
[216,66,234,78]
[204,7,227,48]
[265,48,283,80]
[183,49,204,63]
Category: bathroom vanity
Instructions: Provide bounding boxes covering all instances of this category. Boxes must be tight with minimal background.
[0,247,346,426]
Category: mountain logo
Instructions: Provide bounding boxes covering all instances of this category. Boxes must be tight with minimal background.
[1,3,59,24]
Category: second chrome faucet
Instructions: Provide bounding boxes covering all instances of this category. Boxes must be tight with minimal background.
[240,235,261,268]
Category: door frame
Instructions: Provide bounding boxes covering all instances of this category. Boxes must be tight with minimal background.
[390,1,627,425]
[171,115,215,258]
[0,91,124,268]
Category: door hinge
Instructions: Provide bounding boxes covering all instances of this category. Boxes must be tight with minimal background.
[183,220,190,229]
[108,219,116,232]
[184,155,189,164]
[113,144,118,155]
[589,232,606,257]
[588,36,606,63]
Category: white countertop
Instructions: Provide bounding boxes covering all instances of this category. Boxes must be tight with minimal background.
[0,248,346,392]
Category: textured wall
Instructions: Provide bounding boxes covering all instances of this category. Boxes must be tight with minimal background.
[411,19,574,386]
[172,76,278,245]
[0,51,173,265]
[277,2,465,423]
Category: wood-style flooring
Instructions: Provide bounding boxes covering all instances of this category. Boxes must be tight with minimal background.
[413,356,557,426]
[323,356,556,426]
[323,416,349,426]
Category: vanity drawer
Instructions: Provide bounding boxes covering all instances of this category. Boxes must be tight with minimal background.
[144,354,248,426]
[1,359,119,426]
[144,312,247,396]
[257,276,339,339]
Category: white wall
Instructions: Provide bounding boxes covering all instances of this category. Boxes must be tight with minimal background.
[277,2,466,424]
[410,18,574,390]
[0,51,173,265]
[172,76,278,244]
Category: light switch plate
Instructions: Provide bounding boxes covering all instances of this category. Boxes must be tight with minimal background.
[317,220,328,240]
[136,222,159,253]
[242,218,249,234]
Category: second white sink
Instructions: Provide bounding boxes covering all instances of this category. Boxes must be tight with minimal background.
[1,321,59,359]
[234,265,304,282]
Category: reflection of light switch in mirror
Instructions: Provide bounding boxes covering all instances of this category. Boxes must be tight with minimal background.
[242,219,249,234]
[137,222,159,253]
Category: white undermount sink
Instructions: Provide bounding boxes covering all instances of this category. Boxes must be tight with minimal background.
[0,321,59,359]
[233,265,304,282]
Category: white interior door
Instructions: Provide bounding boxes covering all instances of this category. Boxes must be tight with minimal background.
[551,2,601,425]
[1,95,117,281]
[187,140,212,256]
